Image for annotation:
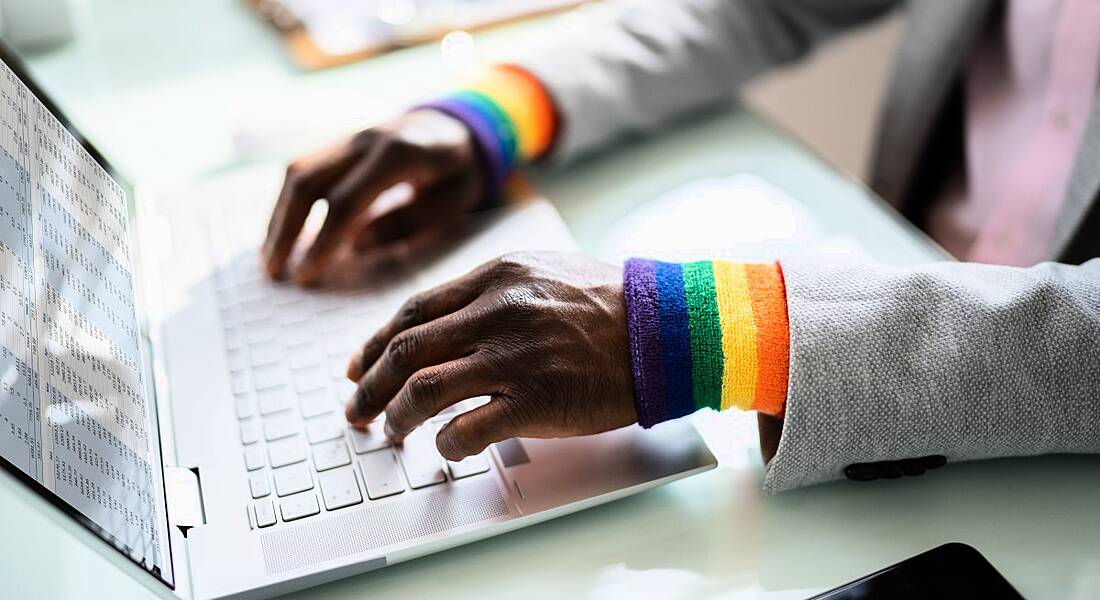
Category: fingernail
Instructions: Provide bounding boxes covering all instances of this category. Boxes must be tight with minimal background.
[384,421,403,443]
[345,399,372,430]
[346,351,363,380]
[293,263,319,287]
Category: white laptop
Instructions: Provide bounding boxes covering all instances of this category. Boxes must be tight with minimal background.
[0,46,715,598]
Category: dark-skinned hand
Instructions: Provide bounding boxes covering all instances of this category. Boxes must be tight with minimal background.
[344,251,638,461]
[261,109,484,286]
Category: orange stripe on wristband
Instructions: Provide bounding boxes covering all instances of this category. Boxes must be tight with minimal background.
[744,262,790,416]
[465,65,557,160]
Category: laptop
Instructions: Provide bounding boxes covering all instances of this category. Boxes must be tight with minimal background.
[0,44,716,598]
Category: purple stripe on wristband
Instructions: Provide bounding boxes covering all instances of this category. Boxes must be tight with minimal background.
[417,99,506,209]
[624,258,668,427]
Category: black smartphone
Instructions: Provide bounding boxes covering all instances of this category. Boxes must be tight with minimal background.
[809,542,1025,599]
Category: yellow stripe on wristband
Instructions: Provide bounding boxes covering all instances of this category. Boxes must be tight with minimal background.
[712,261,759,410]
[463,65,556,161]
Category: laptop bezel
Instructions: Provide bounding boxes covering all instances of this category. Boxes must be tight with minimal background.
[0,40,176,591]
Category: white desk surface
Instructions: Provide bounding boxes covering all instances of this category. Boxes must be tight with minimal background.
[4,1,1100,598]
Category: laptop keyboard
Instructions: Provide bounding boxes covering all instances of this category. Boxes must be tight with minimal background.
[207,227,492,530]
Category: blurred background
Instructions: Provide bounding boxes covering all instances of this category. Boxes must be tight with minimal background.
[1,0,902,185]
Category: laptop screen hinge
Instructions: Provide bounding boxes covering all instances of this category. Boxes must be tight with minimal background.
[164,466,207,535]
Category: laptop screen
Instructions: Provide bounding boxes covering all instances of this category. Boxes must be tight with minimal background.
[0,49,173,586]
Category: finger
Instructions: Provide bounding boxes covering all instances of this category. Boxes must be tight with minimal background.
[346,306,486,425]
[345,267,492,381]
[435,399,519,461]
[262,141,361,278]
[374,357,494,438]
[294,144,421,286]
[353,172,480,251]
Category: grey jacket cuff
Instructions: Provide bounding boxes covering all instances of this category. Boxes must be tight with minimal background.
[763,257,1100,494]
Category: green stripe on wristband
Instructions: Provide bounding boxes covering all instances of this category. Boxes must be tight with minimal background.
[682,261,724,411]
[451,90,519,169]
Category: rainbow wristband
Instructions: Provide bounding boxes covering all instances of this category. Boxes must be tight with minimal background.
[624,259,790,427]
[417,97,508,207]
[417,65,558,208]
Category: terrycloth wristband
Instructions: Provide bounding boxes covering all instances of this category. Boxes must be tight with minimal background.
[624,258,790,428]
[416,98,507,209]
[624,258,669,426]
[450,90,519,170]
[416,64,558,211]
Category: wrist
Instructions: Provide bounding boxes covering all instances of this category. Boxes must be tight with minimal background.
[414,64,558,209]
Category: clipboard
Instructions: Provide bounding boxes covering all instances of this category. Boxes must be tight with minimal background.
[248,0,594,70]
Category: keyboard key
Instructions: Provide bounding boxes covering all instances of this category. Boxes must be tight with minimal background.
[263,413,299,441]
[253,365,289,390]
[278,310,312,328]
[249,472,271,498]
[279,492,320,522]
[218,305,238,328]
[230,371,250,396]
[226,347,247,372]
[237,293,270,312]
[235,282,268,305]
[239,420,261,445]
[267,437,307,468]
[312,439,352,471]
[305,416,345,444]
[253,500,277,528]
[358,450,405,500]
[299,388,336,418]
[257,386,294,415]
[312,294,347,313]
[294,368,327,394]
[235,397,255,420]
[447,452,491,480]
[249,341,281,367]
[324,334,353,357]
[288,345,321,370]
[244,447,265,471]
[319,314,350,334]
[333,381,357,408]
[328,359,349,380]
[399,426,447,489]
[348,421,390,454]
[318,467,363,510]
[245,323,279,345]
[274,463,314,496]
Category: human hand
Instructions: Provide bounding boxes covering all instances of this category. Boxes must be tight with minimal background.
[261,110,484,286]
[344,252,638,460]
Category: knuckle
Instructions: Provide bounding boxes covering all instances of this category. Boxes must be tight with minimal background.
[437,426,473,460]
[435,427,464,459]
[283,162,305,189]
[406,370,442,416]
[325,188,353,211]
[493,252,533,274]
[497,395,536,431]
[351,128,380,148]
[494,286,538,317]
[386,331,419,370]
[386,136,416,155]
[397,295,425,326]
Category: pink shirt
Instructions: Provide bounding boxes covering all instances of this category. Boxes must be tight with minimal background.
[926,0,1100,266]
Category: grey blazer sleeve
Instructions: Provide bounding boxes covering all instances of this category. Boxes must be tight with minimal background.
[763,258,1100,494]
[517,0,899,162]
